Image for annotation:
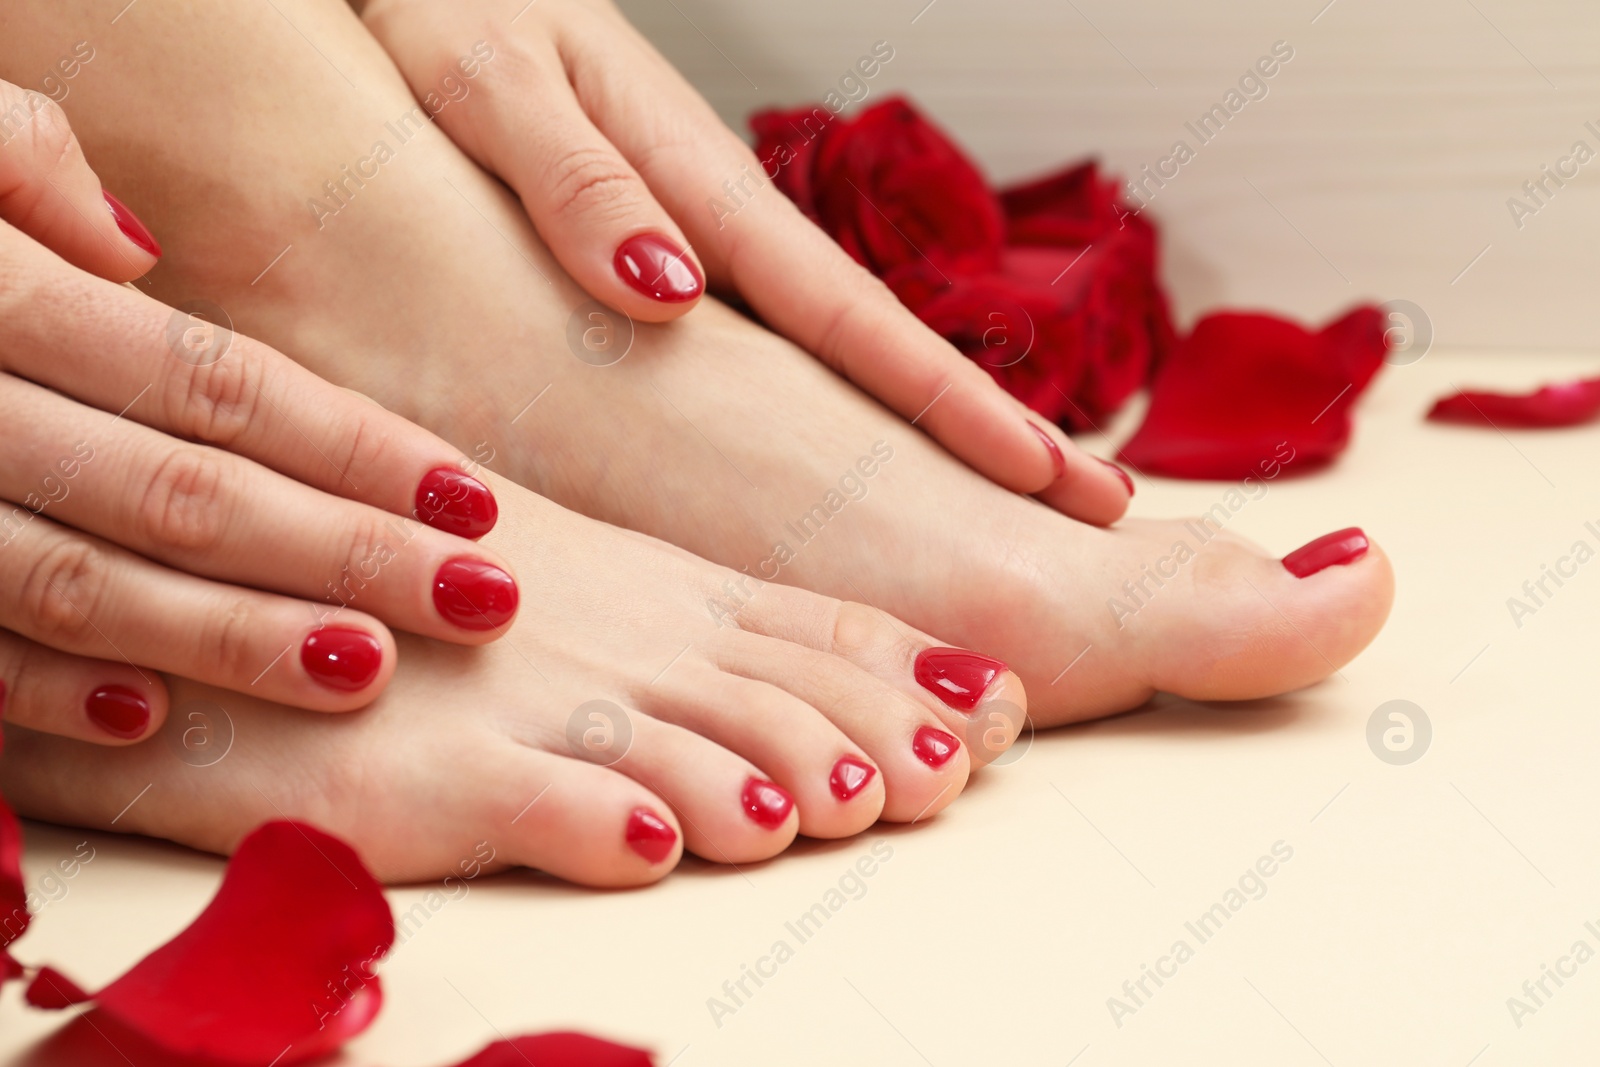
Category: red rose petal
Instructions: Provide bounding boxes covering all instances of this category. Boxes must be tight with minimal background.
[1427,376,1600,428]
[448,1033,655,1067]
[1119,306,1388,479]
[26,964,92,1007]
[37,821,393,1066]
[0,728,28,975]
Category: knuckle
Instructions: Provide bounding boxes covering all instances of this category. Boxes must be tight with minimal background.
[165,342,265,447]
[327,512,399,612]
[137,447,232,553]
[545,145,644,219]
[199,597,263,680]
[827,600,904,665]
[18,537,107,648]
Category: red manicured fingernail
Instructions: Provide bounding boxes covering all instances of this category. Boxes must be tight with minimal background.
[86,685,150,739]
[625,808,677,863]
[1283,527,1369,578]
[1098,457,1135,496]
[415,468,498,539]
[433,557,519,630]
[741,777,793,829]
[103,191,161,257]
[301,627,383,692]
[829,756,877,801]
[912,726,960,768]
[1029,423,1066,483]
[914,648,1006,713]
[614,233,703,303]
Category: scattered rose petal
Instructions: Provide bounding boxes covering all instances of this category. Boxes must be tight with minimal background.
[446,1033,654,1067]
[1,727,29,981]
[752,97,1004,277]
[31,821,392,1066]
[1427,376,1600,428]
[25,965,91,1008]
[1119,306,1388,479]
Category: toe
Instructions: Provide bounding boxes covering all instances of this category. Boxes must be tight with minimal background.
[740,591,1028,765]
[640,665,881,840]
[588,703,802,864]
[711,631,971,823]
[486,747,683,888]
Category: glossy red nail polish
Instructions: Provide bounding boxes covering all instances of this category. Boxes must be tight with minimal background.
[86,685,150,739]
[415,468,498,539]
[103,191,161,257]
[301,627,383,692]
[829,756,877,801]
[1283,527,1369,578]
[914,648,1006,713]
[625,808,677,863]
[741,777,794,829]
[912,726,960,768]
[1097,457,1135,496]
[433,557,519,630]
[614,233,703,303]
[1029,424,1066,483]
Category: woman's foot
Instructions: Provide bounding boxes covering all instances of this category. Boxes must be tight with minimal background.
[1,473,1024,884]
[18,0,1392,726]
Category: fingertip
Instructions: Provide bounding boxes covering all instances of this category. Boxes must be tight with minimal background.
[85,675,167,745]
[298,622,395,710]
[610,231,704,320]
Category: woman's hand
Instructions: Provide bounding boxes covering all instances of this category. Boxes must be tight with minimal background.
[355,0,1133,524]
[0,78,521,745]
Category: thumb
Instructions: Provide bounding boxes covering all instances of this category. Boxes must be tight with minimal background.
[0,79,159,281]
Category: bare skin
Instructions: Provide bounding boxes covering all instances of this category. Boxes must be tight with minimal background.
[0,0,1392,726]
[0,1,1392,880]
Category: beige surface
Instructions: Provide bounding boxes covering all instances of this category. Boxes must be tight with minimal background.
[619,0,1600,352]
[4,348,1599,1064]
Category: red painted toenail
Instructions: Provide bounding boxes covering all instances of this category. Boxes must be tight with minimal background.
[103,191,161,257]
[1029,423,1066,483]
[741,777,794,829]
[625,808,677,863]
[1282,527,1369,578]
[86,685,150,739]
[912,726,960,768]
[1097,457,1135,496]
[301,627,383,691]
[914,649,1006,713]
[615,233,704,303]
[414,467,498,539]
[829,756,877,801]
[432,557,519,631]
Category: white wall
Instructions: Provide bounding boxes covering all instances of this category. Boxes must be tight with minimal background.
[618,0,1600,351]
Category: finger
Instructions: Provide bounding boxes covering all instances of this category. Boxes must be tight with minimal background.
[0,510,398,713]
[560,26,1133,523]
[0,229,501,539]
[428,33,704,321]
[0,378,519,646]
[0,79,159,280]
[0,628,167,745]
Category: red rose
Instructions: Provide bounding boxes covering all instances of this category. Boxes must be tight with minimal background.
[751,97,1004,275]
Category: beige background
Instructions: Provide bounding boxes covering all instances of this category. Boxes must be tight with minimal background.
[619,0,1600,351]
[6,348,1600,1064]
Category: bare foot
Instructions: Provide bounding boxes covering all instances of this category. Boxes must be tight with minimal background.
[15,0,1393,726]
[1,472,1024,884]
